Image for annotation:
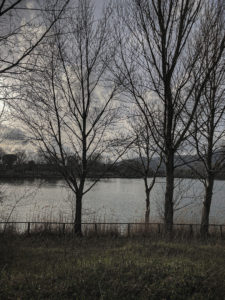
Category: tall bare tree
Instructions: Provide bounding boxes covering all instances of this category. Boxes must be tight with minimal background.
[12,0,122,236]
[127,112,162,223]
[189,1,225,237]
[0,1,70,226]
[113,0,225,234]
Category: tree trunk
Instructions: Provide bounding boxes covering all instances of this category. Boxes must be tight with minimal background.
[164,153,174,235]
[200,175,214,238]
[74,192,82,236]
[145,189,150,223]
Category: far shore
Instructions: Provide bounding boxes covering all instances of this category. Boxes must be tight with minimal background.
[0,173,225,181]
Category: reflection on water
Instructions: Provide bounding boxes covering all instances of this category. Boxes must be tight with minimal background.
[0,178,225,224]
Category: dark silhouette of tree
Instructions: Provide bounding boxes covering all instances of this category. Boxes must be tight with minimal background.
[2,154,17,168]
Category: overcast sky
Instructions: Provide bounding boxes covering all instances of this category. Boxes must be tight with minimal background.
[0,0,109,155]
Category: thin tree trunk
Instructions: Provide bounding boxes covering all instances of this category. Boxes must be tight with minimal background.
[74,192,82,236]
[200,175,214,238]
[145,188,150,223]
[164,153,174,235]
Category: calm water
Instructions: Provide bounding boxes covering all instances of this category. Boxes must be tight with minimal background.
[1,178,225,224]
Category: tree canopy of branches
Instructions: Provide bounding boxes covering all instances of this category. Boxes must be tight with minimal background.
[0,0,70,156]
[0,0,70,75]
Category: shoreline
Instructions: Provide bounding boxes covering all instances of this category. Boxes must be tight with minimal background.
[0,174,225,181]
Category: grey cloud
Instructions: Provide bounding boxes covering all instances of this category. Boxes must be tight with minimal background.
[2,127,27,142]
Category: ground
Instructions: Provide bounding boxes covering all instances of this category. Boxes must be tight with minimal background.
[0,236,225,299]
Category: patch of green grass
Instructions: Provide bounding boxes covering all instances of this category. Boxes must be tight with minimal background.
[1,237,225,299]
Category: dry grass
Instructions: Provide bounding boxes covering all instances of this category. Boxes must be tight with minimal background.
[1,235,225,299]
[0,221,224,242]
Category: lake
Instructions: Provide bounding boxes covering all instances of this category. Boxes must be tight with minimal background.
[1,178,225,224]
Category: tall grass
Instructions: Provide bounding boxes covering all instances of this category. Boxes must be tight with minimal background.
[0,220,224,241]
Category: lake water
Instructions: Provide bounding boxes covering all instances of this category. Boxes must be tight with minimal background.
[1,178,225,224]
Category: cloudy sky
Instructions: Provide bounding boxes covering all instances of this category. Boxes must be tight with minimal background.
[0,0,109,155]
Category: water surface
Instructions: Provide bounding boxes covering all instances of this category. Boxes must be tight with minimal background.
[1,178,225,224]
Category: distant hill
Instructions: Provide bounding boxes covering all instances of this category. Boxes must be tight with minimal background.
[117,150,225,179]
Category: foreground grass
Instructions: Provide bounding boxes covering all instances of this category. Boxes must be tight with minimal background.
[1,236,225,299]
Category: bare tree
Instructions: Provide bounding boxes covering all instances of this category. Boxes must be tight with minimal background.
[0,1,71,231]
[113,0,225,234]
[16,150,27,165]
[189,2,225,237]
[126,111,162,223]
[12,0,122,236]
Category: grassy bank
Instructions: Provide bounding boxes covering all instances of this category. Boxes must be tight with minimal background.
[1,236,225,299]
